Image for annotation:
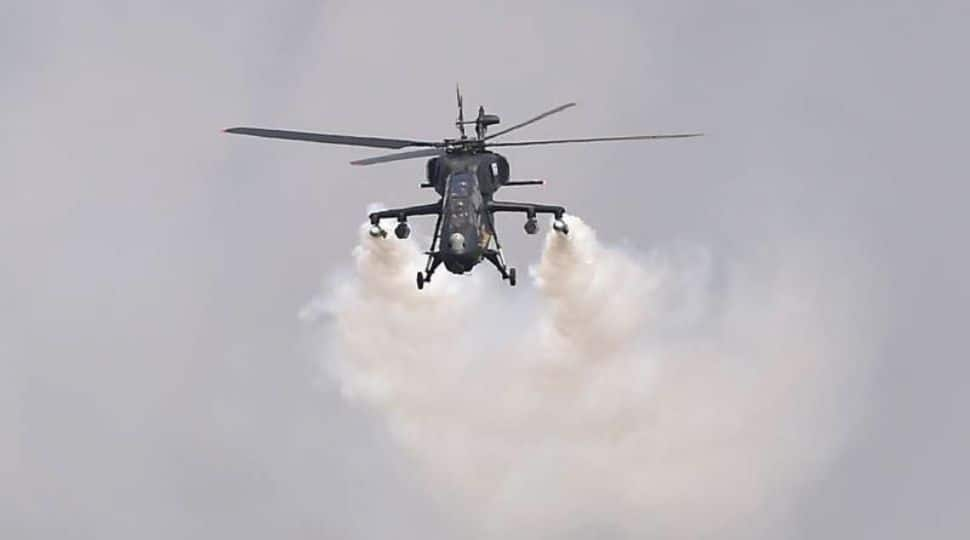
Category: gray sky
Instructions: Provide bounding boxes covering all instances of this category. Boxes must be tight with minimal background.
[2,1,968,538]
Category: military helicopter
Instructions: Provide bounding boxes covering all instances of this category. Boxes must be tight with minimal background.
[225,88,700,289]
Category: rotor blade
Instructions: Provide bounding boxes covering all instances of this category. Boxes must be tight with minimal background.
[224,127,440,149]
[486,133,704,147]
[484,102,577,140]
[350,148,443,166]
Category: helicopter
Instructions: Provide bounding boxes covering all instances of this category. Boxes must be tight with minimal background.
[225,88,701,289]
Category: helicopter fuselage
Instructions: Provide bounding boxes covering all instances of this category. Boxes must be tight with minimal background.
[427,151,509,273]
[366,147,566,287]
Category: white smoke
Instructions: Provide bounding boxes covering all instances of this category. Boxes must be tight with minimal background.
[303,215,870,539]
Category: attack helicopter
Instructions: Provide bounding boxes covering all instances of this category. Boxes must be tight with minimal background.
[225,88,700,289]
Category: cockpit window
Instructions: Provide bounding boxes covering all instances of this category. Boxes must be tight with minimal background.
[445,172,480,228]
[450,173,473,197]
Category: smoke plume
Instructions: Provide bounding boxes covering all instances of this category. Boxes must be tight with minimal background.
[303,215,870,538]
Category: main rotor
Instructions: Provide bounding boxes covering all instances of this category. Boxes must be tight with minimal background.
[224,86,702,166]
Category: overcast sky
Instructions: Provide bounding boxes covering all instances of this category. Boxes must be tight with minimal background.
[2,1,969,538]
